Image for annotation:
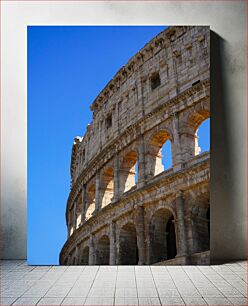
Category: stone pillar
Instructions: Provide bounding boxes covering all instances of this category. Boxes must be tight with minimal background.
[135,206,146,265]
[67,212,71,237]
[73,201,77,232]
[175,191,188,256]
[115,229,120,265]
[95,171,100,211]
[81,184,87,223]
[89,235,95,265]
[113,155,120,201]
[140,77,146,117]
[172,113,183,171]
[75,245,79,265]
[180,121,195,163]
[137,135,146,188]
[109,222,116,265]
[67,255,71,265]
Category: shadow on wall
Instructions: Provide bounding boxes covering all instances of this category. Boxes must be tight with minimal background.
[210,31,246,263]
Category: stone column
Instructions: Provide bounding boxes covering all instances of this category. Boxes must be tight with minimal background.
[140,77,146,117]
[95,171,100,211]
[135,206,146,265]
[109,222,116,265]
[172,113,183,171]
[73,201,77,232]
[81,184,87,223]
[137,135,146,188]
[115,229,120,265]
[89,235,95,265]
[75,245,79,265]
[67,255,71,265]
[67,212,71,237]
[175,191,188,256]
[113,155,120,201]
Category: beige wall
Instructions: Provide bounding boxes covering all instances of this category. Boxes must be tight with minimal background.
[1,1,246,261]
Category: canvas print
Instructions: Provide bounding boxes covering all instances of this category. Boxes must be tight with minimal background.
[28,26,210,265]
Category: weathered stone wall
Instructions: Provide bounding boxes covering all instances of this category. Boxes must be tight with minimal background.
[60,26,210,265]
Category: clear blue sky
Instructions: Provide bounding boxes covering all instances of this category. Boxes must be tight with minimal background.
[28,26,209,265]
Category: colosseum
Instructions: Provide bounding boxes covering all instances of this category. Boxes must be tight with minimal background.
[60,26,210,266]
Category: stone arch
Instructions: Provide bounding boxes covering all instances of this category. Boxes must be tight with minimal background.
[119,222,138,265]
[147,129,173,177]
[96,235,110,265]
[80,246,89,265]
[100,167,114,208]
[119,150,138,194]
[149,208,177,264]
[85,183,96,220]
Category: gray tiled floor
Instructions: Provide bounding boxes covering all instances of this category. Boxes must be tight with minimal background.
[1,260,247,305]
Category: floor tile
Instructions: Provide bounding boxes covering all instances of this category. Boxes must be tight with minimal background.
[159,297,185,305]
[84,297,114,305]
[157,288,180,298]
[182,297,207,305]
[66,285,91,297]
[203,297,233,305]
[139,297,161,305]
[88,286,115,298]
[1,260,246,306]
[137,287,158,298]
[0,297,18,305]
[12,297,41,305]
[115,297,138,305]
[228,297,248,305]
[115,287,137,298]
[61,297,86,305]
[37,297,64,305]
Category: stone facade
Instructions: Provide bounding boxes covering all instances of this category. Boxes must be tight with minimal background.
[60,26,210,265]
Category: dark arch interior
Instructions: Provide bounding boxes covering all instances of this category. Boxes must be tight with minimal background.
[119,223,138,265]
[97,235,110,265]
[81,246,89,265]
[166,216,177,260]
[149,209,177,264]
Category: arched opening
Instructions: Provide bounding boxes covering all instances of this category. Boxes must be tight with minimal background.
[119,151,138,194]
[119,222,138,265]
[85,184,96,220]
[76,214,81,229]
[76,198,83,229]
[195,118,210,155]
[100,168,114,208]
[135,161,138,184]
[189,110,210,156]
[69,209,74,236]
[149,130,172,177]
[96,235,110,265]
[81,246,89,265]
[149,208,177,264]
[162,141,172,171]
